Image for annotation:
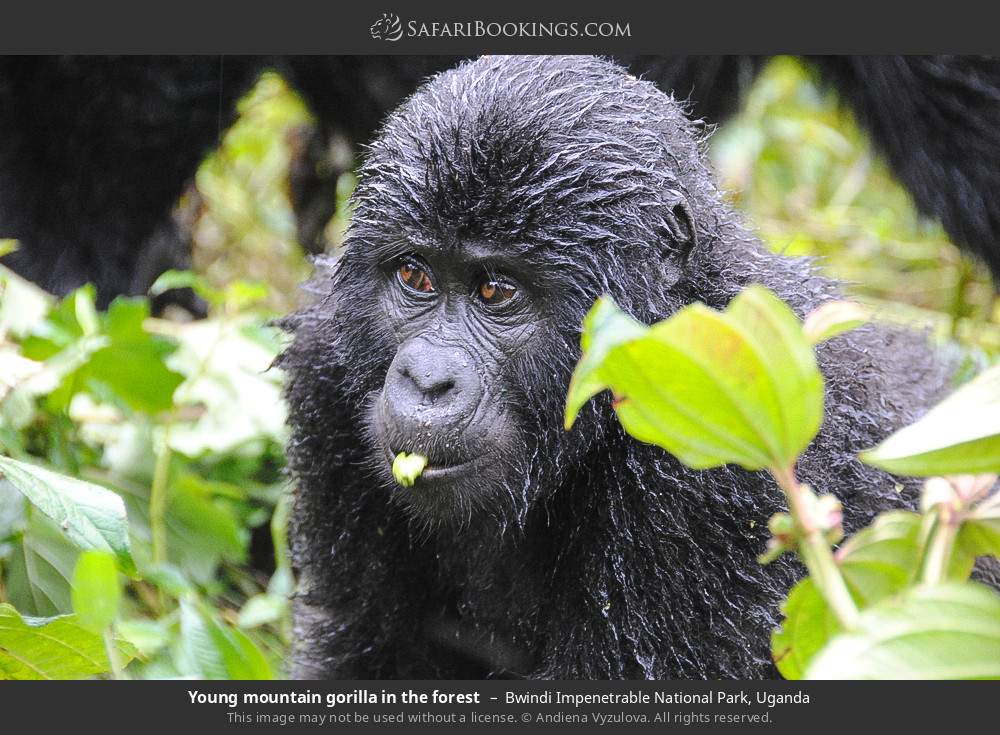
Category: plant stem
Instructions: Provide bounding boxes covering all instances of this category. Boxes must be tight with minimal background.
[149,423,173,568]
[103,628,124,680]
[920,506,958,585]
[146,316,224,570]
[772,466,859,629]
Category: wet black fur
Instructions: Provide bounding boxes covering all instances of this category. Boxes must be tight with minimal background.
[280,56,952,680]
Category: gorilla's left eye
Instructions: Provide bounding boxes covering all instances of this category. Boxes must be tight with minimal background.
[396,260,435,293]
[475,277,517,306]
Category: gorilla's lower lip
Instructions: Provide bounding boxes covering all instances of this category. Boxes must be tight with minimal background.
[383,445,480,483]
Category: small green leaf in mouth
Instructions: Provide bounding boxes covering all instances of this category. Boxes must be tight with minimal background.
[392,452,428,487]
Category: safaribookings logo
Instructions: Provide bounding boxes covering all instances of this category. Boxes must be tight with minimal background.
[370,13,404,41]
[369,14,631,41]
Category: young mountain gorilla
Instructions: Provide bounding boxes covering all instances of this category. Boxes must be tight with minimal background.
[281,55,951,679]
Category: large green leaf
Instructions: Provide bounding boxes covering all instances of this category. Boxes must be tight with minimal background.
[806,582,1000,679]
[167,474,248,583]
[565,287,824,470]
[836,512,922,603]
[0,455,136,576]
[861,363,1000,476]
[0,603,135,680]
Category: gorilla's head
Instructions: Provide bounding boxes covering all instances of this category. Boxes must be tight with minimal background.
[288,55,729,530]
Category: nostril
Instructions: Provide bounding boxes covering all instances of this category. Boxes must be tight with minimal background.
[401,365,457,402]
[424,378,455,401]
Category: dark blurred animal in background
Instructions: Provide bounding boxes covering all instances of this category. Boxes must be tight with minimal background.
[0,57,256,309]
[279,55,953,679]
[1,55,999,310]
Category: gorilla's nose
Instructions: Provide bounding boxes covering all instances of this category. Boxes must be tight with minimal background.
[384,339,482,428]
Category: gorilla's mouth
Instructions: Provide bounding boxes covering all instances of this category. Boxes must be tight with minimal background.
[381,443,483,484]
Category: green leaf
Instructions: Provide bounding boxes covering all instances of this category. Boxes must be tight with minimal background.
[771,578,843,679]
[20,285,97,360]
[168,474,248,581]
[71,551,121,633]
[0,603,135,679]
[150,270,202,297]
[564,298,648,428]
[20,292,183,415]
[224,280,269,311]
[116,618,171,659]
[565,287,824,470]
[392,452,427,487]
[0,455,136,576]
[0,264,52,339]
[112,472,247,587]
[0,478,24,548]
[82,298,184,414]
[178,599,272,680]
[958,520,1000,561]
[959,494,1000,559]
[150,269,223,306]
[838,511,972,602]
[2,486,79,617]
[166,317,286,456]
[861,363,1000,476]
[773,510,975,679]
[141,564,195,598]
[237,593,288,629]
[806,582,1000,679]
[801,300,870,344]
[836,512,922,602]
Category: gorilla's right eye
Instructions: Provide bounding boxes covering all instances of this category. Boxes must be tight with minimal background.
[396,260,434,293]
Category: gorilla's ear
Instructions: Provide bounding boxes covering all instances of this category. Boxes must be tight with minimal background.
[660,188,698,288]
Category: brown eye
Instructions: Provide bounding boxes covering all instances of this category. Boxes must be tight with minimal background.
[476,277,516,306]
[397,260,434,293]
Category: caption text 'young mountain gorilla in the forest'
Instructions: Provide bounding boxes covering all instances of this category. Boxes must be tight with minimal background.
[281,55,951,679]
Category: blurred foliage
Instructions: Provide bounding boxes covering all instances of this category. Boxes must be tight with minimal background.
[1,57,999,679]
[0,268,288,678]
[711,56,1000,359]
[189,72,316,314]
[191,71,357,315]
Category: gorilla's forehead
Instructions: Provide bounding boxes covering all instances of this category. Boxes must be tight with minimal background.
[356,55,704,246]
[406,236,534,262]
[362,223,583,276]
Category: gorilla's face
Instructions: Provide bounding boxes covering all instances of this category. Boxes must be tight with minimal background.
[335,55,707,528]
[366,238,570,526]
